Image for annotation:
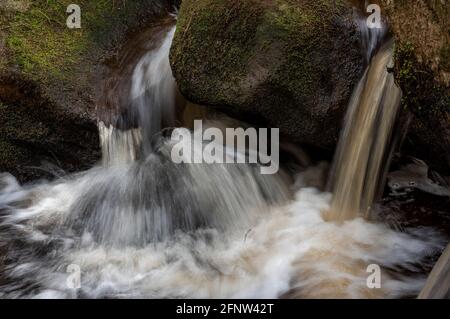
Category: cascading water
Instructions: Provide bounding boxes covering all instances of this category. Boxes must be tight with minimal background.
[99,123,142,166]
[0,15,445,299]
[130,26,177,155]
[99,25,177,166]
[327,20,402,222]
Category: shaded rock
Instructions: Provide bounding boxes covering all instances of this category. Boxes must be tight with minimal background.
[381,0,450,173]
[170,0,364,149]
[382,0,449,85]
[0,72,100,182]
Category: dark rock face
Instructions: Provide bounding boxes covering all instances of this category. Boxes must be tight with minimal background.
[170,0,364,149]
[381,0,450,174]
[0,73,100,182]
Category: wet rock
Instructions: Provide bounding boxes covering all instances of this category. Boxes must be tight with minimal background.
[0,72,100,182]
[381,0,450,174]
[170,0,364,150]
[388,158,450,197]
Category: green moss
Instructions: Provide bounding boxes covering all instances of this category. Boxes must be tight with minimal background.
[171,0,265,103]
[395,42,419,110]
[172,0,348,104]
[269,0,321,29]
[395,42,450,115]
[3,0,159,82]
[5,1,84,80]
[266,0,347,100]
[440,43,450,72]
[171,0,360,148]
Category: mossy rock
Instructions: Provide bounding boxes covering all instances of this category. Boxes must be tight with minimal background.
[1,0,176,118]
[382,0,450,173]
[170,0,364,149]
[394,42,450,174]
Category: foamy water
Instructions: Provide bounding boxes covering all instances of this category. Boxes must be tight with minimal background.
[0,159,444,299]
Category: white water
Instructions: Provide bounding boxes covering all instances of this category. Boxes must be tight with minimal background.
[0,165,444,298]
[0,19,445,299]
[130,26,177,155]
[99,122,142,166]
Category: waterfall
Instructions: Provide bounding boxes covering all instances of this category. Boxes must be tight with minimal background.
[130,26,177,155]
[0,21,289,251]
[0,14,444,299]
[326,20,402,221]
[99,123,142,166]
[355,12,386,62]
[99,26,177,166]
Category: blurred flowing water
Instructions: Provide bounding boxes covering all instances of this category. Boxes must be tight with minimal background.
[0,17,445,298]
[327,34,402,221]
[326,15,404,222]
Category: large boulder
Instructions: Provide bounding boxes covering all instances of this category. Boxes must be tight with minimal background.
[170,0,364,149]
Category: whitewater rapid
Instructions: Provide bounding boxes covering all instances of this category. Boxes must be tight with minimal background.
[0,157,444,299]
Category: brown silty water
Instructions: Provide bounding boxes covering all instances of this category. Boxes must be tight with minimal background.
[326,40,402,222]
